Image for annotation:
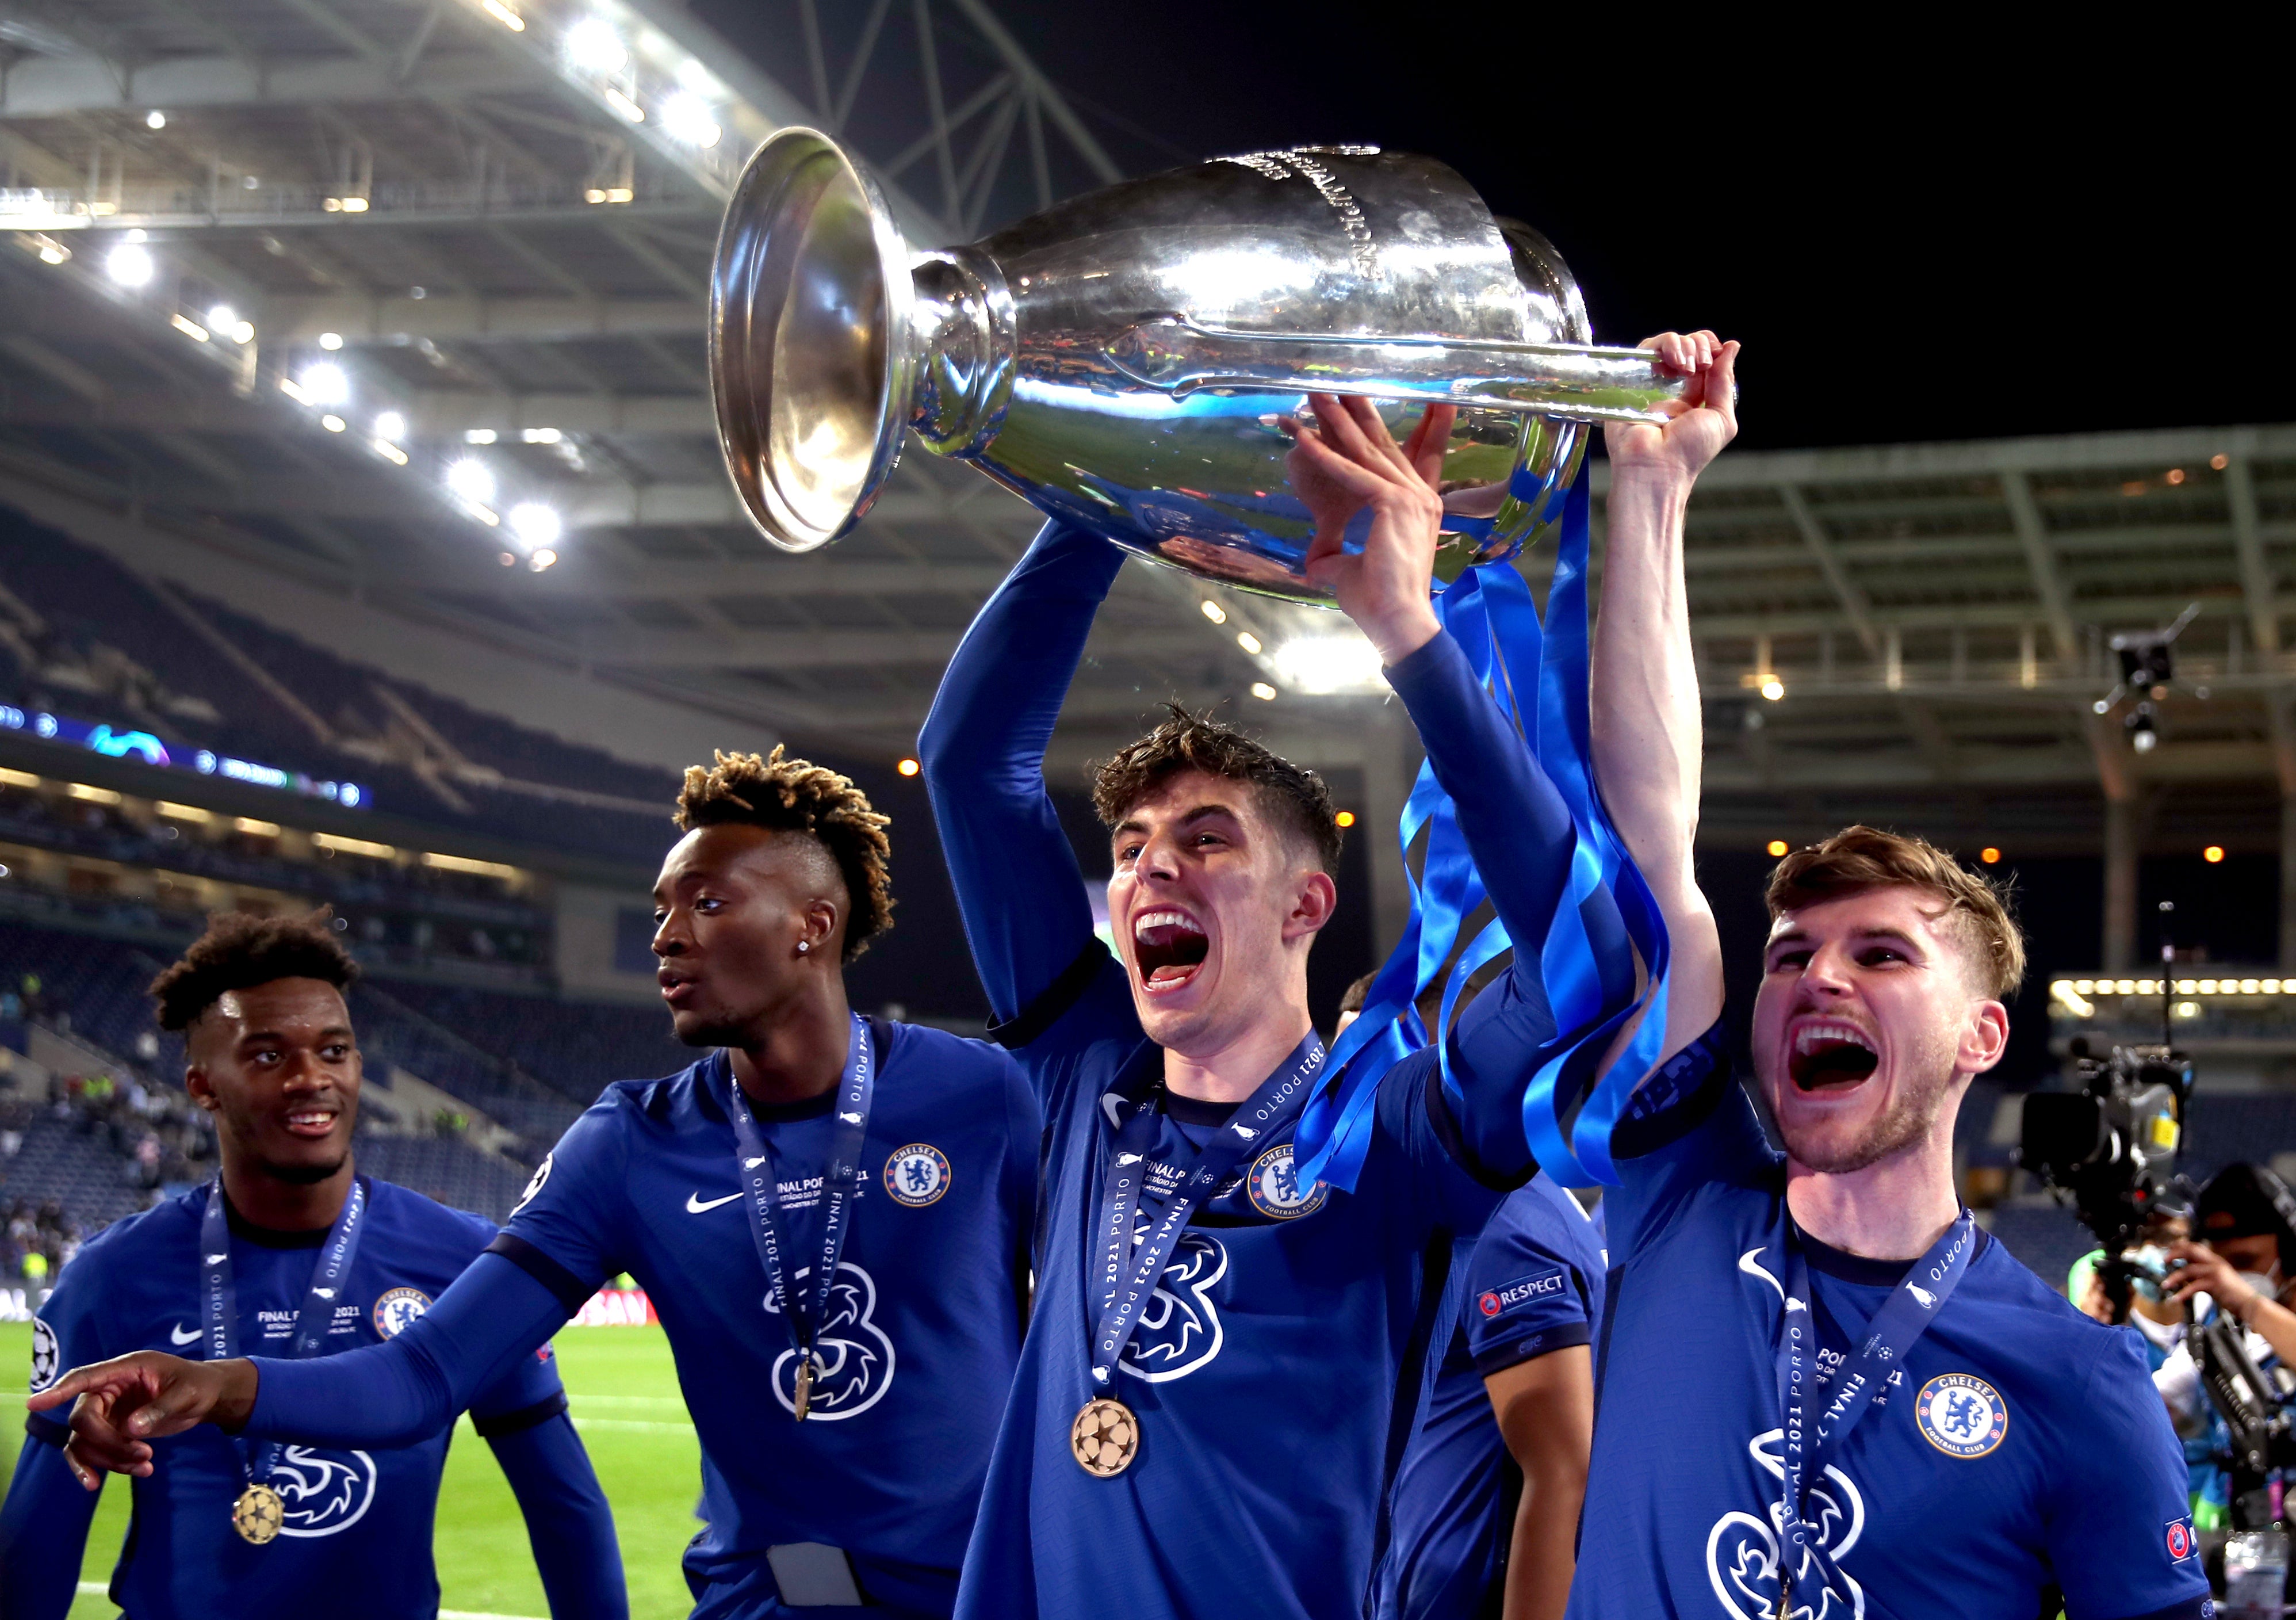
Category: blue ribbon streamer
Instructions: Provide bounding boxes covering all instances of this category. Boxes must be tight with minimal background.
[1292,471,1672,1190]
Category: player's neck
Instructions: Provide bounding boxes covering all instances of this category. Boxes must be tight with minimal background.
[1162,1001,1315,1105]
[1785,1132,1961,1263]
[729,971,855,1106]
[221,1150,356,1233]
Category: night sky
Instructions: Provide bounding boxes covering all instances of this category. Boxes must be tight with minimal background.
[708,6,2279,453]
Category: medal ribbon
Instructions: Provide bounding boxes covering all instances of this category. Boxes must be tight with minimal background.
[1772,1210,1976,1609]
[199,1176,369,1491]
[724,1012,874,1376]
[1087,1034,1327,1391]
[1295,471,1665,1192]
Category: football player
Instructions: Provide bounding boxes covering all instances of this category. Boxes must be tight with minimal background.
[915,394,1624,1618]
[32,751,1041,1618]
[1572,331,2210,1619]
[0,910,623,1620]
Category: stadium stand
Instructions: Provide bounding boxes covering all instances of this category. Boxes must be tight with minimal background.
[1,509,682,864]
[380,981,685,1105]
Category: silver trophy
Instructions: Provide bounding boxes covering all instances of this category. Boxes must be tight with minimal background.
[710,129,1681,605]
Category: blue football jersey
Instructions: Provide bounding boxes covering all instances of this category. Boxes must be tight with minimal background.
[23,1178,565,1620]
[488,1019,1039,1615]
[1379,1175,1606,1620]
[1575,1028,2213,1620]
[952,958,1512,1620]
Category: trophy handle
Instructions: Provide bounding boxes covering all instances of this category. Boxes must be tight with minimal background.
[1101,316,1684,425]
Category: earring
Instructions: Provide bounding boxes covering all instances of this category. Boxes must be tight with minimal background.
[796,940,810,955]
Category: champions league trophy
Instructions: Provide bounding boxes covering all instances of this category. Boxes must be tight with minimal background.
[709,129,1683,605]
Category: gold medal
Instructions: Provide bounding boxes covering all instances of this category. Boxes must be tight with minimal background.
[1070,1397,1138,1477]
[793,1351,823,1421]
[231,1482,285,1545]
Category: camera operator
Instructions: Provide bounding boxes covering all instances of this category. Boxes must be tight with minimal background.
[2163,1163,2296,1368]
[2072,1211,2192,1357]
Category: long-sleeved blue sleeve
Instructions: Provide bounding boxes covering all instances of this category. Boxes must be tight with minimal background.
[918,521,1126,1023]
[246,1252,571,1447]
[487,1414,627,1620]
[0,1435,100,1620]
[1386,628,1632,1179]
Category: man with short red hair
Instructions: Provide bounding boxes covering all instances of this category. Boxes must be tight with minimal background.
[1575,331,2211,1620]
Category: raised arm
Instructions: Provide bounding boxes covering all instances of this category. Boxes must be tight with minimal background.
[1293,396,1620,1178]
[1590,333,1739,1065]
[917,522,1126,1022]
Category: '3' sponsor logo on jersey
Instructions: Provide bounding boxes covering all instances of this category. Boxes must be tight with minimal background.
[1704,1430,1866,1620]
[761,1260,896,1419]
[1120,1229,1227,1384]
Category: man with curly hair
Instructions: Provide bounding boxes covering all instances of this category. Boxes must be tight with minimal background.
[36,751,1042,1619]
[1,909,625,1620]
[919,395,1614,1618]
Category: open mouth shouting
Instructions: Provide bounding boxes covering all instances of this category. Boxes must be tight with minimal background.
[1131,908,1209,996]
[1788,1019,1880,1093]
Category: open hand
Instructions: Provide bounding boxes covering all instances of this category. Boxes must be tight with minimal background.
[1605,331,1739,486]
[26,1351,258,1488]
[1283,393,1455,664]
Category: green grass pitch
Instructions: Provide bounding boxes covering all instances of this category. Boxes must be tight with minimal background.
[0,1320,704,1619]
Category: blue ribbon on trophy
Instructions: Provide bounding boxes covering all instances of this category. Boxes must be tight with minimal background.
[1293,472,1673,1191]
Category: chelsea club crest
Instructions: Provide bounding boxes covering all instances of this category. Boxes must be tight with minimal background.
[372,1286,433,1339]
[883,1144,952,1208]
[1914,1372,2008,1458]
[1245,1143,1328,1220]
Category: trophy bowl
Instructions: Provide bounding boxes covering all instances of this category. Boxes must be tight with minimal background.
[710,129,1681,605]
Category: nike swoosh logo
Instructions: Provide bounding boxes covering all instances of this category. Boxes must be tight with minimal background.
[1738,1248,1785,1302]
[686,1191,742,1214]
[170,1324,202,1346]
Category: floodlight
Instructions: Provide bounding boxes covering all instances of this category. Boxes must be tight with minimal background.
[318,331,345,350]
[446,459,497,505]
[373,411,406,443]
[507,503,562,549]
[145,110,166,130]
[659,93,721,147]
[1270,635,1385,696]
[105,243,155,286]
[564,17,627,72]
[208,304,236,328]
[298,362,349,406]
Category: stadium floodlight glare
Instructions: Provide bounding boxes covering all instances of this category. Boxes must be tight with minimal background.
[105,243,155,287]
[659,93,722,147]
[320,414,346,433]
[373,411,406,443]
[298,362,349,406]
[520,427,562,444]
[480,0,525,27]
[507,502,563,550]
[145,110,166,129]
[228,320,255,344]
[1270,634,1386,695]
[318,331,345,350]
[564,16,627,72]
[1236,631,1262,655]
[1250,682,1278,701]
[35,238,68,265]
[676,58,718,92]
[446,458,497,505]
[207,303,236,329]
[465,428,499,445]
[529,548,558,571]
[1760,675,1785,701]
[1200,599,1227,625]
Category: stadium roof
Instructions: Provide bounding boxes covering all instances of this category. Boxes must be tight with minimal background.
[2,0,2290,861]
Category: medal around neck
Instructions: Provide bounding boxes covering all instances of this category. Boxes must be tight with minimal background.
[710,130,1684,605]
[1072,1397,1139,1477]
[232,1481,285,1544]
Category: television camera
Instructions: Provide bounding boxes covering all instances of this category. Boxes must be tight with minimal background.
[2022,1039,2295,1531]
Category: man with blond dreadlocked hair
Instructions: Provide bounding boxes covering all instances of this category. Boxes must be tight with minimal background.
[38,746,1043,1620]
